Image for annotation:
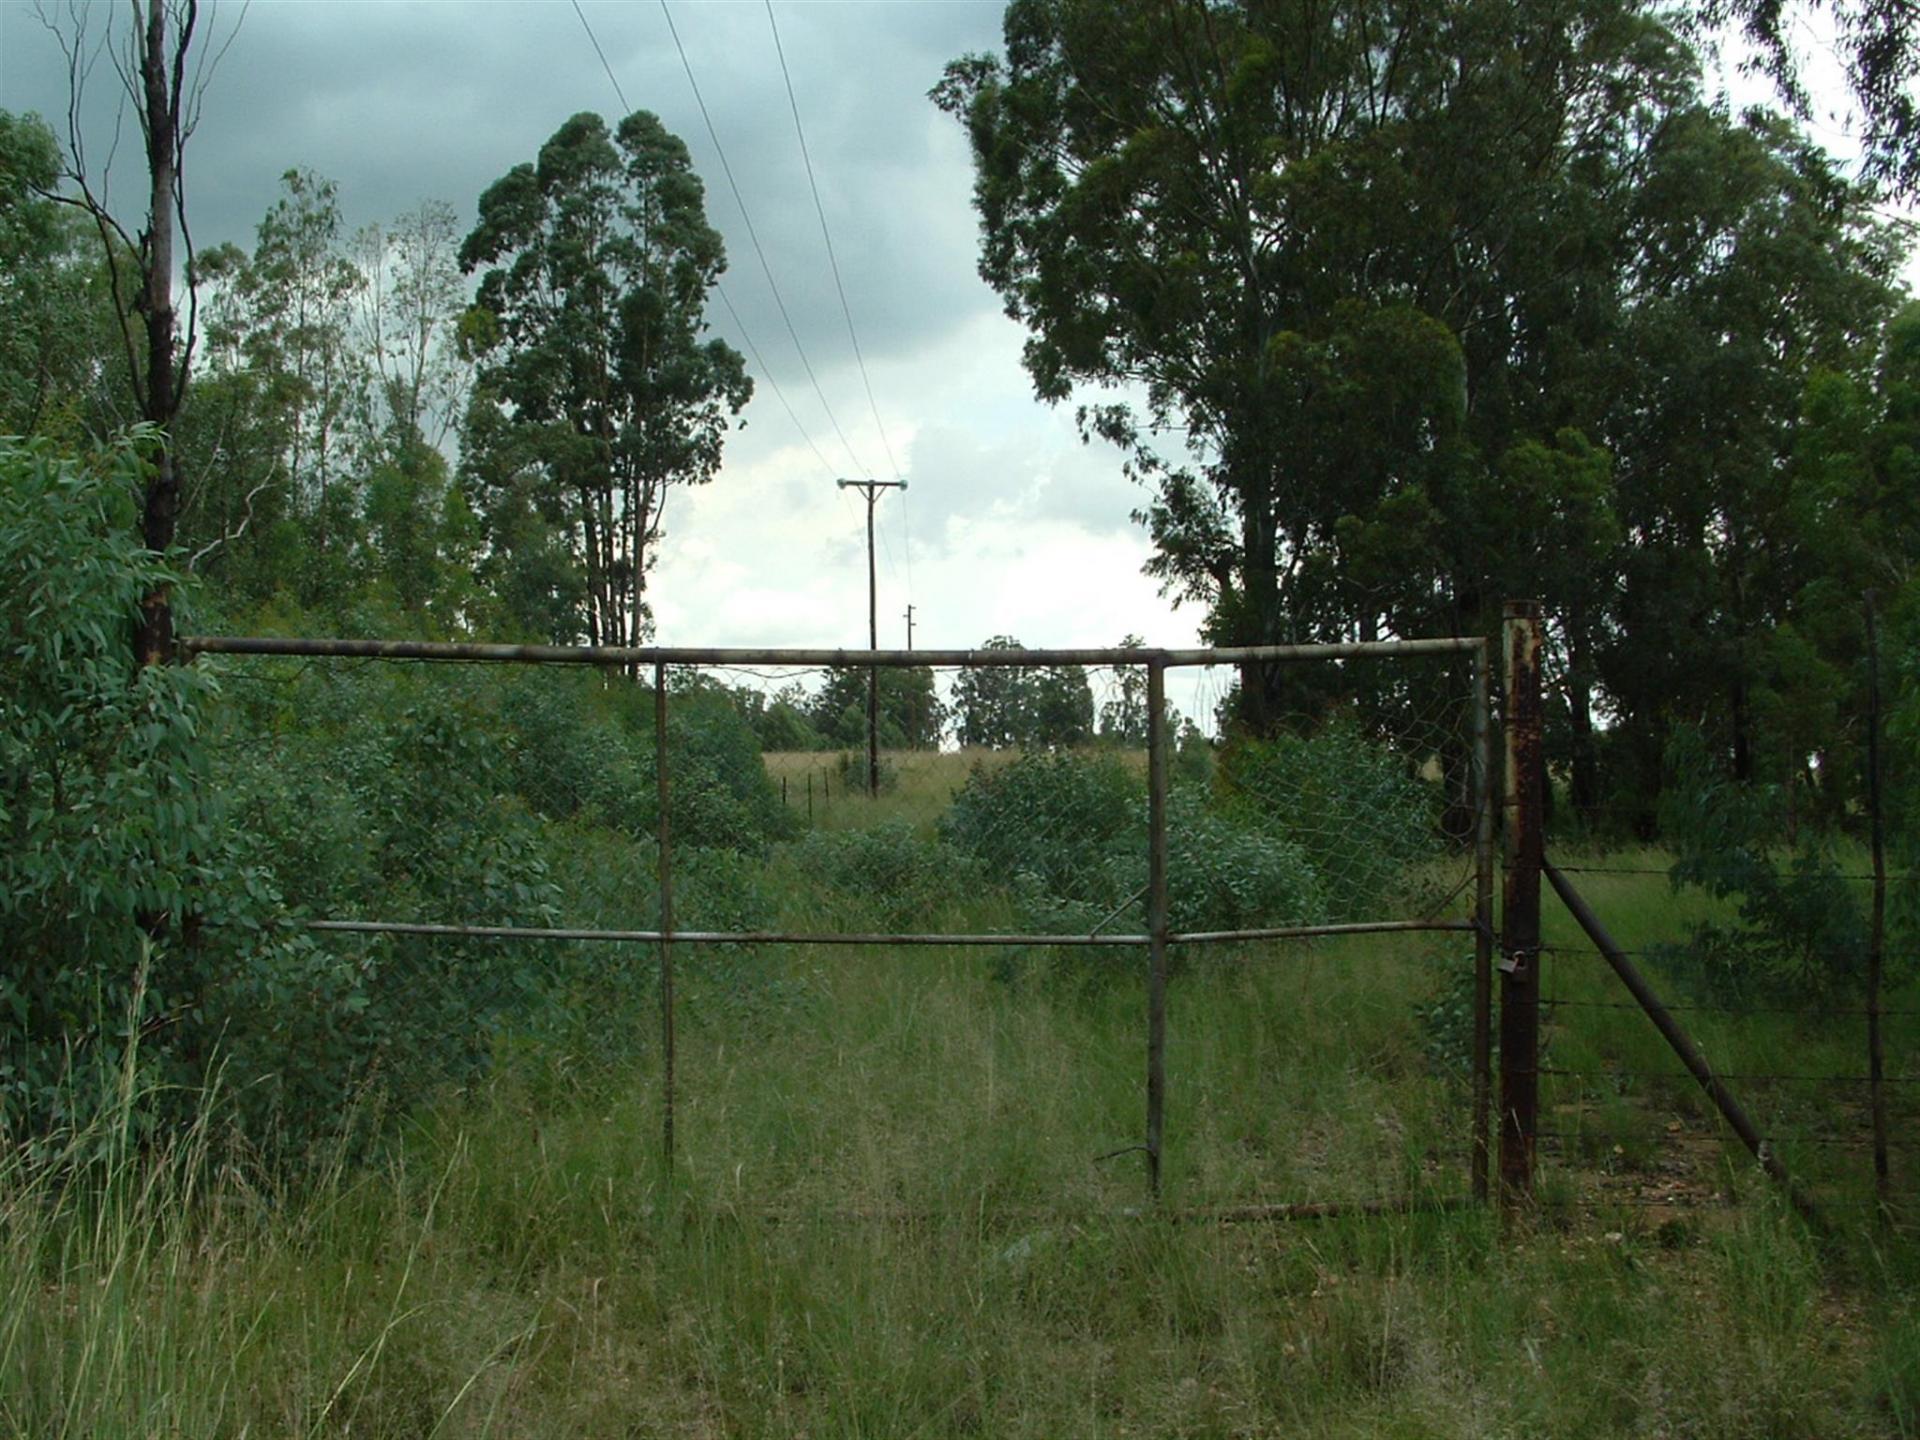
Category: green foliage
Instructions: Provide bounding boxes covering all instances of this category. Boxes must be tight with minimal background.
[0,435,286,1138]
[940,750,1324,940]
[1657,726,1884,1005]
[496,668,793,851]
[940,750,1138,909]
[797,822,974,929]
[949,637,1095,749]
[1158,789,1325,934]
[811,664,947,749]
[1412,949,1481,1078]
[1215,721,1440,920]
[459,109,750,646]
[0,110,117,441]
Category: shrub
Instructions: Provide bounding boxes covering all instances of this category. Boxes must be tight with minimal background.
[0,434,291,1142]
[940,750,1137,907]
[499,671,793,851]
[796,821,975,928]
[1214,719,1439,918]
[939,751,1324,938]
[1657,726,1882,1005]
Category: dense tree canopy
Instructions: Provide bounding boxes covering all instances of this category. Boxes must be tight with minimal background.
[459,110,752,646]
[940,0,1909,823]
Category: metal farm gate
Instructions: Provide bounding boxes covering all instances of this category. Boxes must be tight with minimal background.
[187,626,1510,1216]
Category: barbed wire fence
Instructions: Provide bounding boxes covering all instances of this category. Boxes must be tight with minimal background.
[1513,599,1912,1228]
[189,632,1498,1214]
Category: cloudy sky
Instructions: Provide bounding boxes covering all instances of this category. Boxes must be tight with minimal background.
[0,0,1886,723]
[2,1,1197,665]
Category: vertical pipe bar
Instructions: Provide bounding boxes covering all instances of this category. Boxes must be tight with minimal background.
[1471,644,1496,1205]
[1865,593,1890,1199]
[1499,601,1544,1207]
[655,662,676,1168]
[1145,659,1171,1199]
[866,491,880,799]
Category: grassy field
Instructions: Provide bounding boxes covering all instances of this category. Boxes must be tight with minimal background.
[762,746,1149,833]
[6,827,1920,1435]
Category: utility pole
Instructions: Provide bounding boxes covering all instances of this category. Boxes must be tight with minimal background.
[836,477,907,796]
[903,604,916,650]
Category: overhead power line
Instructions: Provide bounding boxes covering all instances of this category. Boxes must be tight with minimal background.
[659,0,869,477]
[763,0,901,483]
[569,0,630,111]
[567,0,839,480]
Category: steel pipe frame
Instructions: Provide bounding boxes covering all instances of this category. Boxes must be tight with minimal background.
[183,634,1484,669]
[304,917,1473,947]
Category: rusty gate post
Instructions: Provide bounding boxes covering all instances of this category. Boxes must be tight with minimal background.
[1146,658,1171,1198]
[1499,602,1544,1207]
[655,663,677,1168]
[1471,642,1496,1204]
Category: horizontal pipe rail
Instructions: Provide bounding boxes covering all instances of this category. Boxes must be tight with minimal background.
[310,920,1146,947]
[1173,919,1473,943]
[303,918,1470,947]
[182,634,1484,669]
[732,1195,1475,1226]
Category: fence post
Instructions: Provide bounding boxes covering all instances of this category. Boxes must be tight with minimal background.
[1146,658,1171,1198]
[1471,641,1496,1204]
[1499,601,1544,1207]
[655,662,677,1169]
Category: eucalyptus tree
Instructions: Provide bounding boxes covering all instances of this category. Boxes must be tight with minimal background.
[0,111,114,440]
[936,0,1693,734]
[459,111,751,647]
[812,665,948,749]
[354,200,471,453]
[1591,108,1903,810]
[35,0,241,666]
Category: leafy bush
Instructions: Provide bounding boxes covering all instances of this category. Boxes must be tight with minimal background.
[1160,791,1325,933]
[1214,720,1439,918]
[796,821,976,928]
[940,750,1138,907]
[0,435,289,1141]
[939,752,1323,938]
[1657,726,1883,1005]
[499,671,793,851]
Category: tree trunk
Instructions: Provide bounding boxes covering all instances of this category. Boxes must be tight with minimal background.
[1567,608,1599,823]
[1236,471,1285,735]
[134,0,183,669]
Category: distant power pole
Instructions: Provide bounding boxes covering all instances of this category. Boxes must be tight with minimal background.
[836,477,907,796]
[903,604,916,650]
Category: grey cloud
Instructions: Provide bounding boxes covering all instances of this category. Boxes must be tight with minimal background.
[902,420,1144,540]
[0,0,1006,396]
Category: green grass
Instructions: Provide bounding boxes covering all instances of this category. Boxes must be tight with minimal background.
[762,746,1148,834]
[6,844,1920,1435]
[1534,845,1920,1217]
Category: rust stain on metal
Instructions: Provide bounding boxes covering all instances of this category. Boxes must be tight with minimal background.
[1499,600,1544,1207]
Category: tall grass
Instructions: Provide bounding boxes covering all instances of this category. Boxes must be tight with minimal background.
[3,894,1910,1436]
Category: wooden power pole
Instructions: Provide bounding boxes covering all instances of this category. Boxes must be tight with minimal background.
[837,477,907,796]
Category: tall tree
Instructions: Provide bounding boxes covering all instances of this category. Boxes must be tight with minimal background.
[39,0,235,666]
[354,200,471,453]
[460,111,751,646]
[812,665,948,749]
[936,0,1690,733]
[952,636,1035,748]
[0,111,119,440]
[1713,0,1920,194]
[950,637,1095,748]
